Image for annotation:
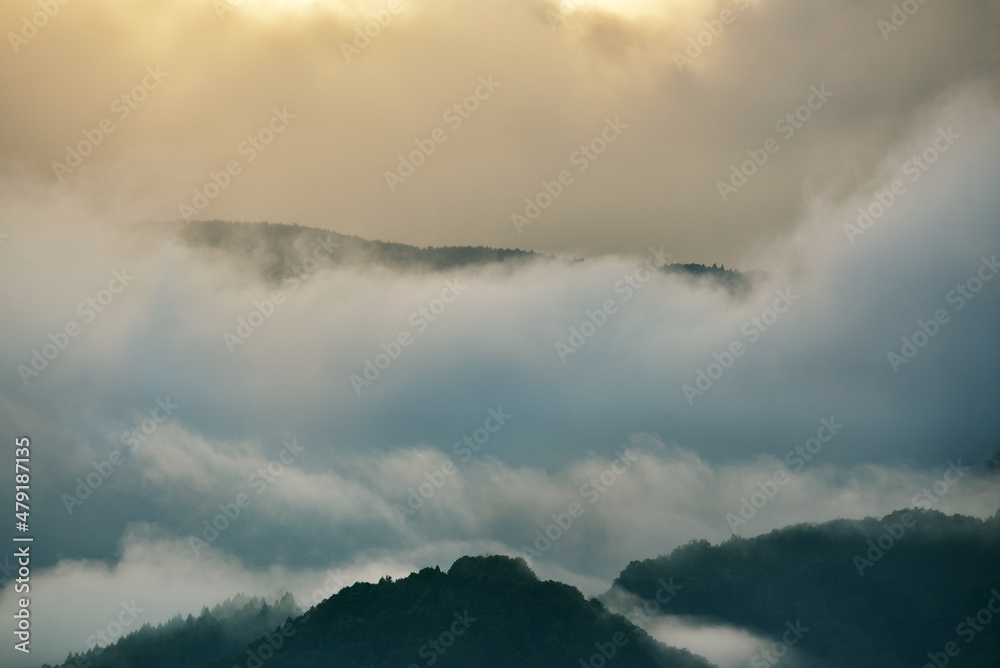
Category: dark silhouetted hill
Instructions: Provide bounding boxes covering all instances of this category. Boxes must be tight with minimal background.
[48,556,713,668]
[154,221,756,295]
[610,509,1000,668]
[198,555,713,668]
[47,593,300,668]
[162,220,538,279]
[662,262,760,296]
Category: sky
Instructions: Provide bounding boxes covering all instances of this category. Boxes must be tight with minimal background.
[1,0,998,262]
[1,0,999,666]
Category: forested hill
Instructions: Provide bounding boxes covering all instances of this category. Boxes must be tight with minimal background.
[163,220,539,277]
[44,509,1000,668]
[156,220,754,290]
[198,555,712,668]
[50,556,713,668]
[662,262,760,296]
[47,593,301,668]
[610,508,1000,668]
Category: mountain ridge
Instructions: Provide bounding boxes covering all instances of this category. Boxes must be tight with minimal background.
[46,507,1000,668]
[148,220,758,292]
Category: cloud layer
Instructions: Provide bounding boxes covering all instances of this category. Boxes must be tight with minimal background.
[1,98,999,663]
[2,0,1000,665]
[2,0,998,262]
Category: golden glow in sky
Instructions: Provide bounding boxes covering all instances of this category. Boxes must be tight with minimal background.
[223,0,702,21]
[0,0,987,262]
